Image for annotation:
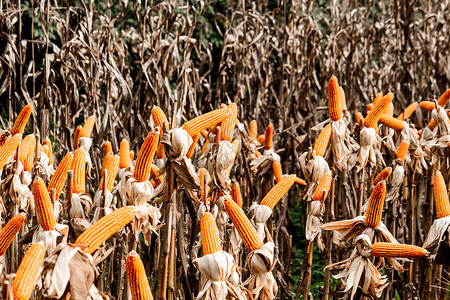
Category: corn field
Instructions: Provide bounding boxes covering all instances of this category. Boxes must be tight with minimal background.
[0,0,449,299]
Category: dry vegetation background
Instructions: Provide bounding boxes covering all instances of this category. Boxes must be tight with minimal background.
[0,0,449,299]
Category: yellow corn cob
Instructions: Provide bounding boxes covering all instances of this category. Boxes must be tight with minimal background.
[379,114,405,131]
[48,152,73,201]
[364,93,394,128]
[272,161,283,183]
[102,151,113,171]
[397,102,418,120]
[81,116,95,138]
[103,141,112,154]
[0,134,22,170]
[99,155,120,191]
[72,149,86,194]
[373,167,392,186]
[33,177,56,231]
[13,241,45,300]
[43,138,53,165]
[264,124,274,150]
[419,101,436,112]
[129,150,135,161]
[328,76,341,121]
[255,150,262,157]
[11,105,32,135]
[201,139,209,155]
[199,168,210,205]
[200,130,209,139]
[372,243,429,258]
[257,135,265,144]
[200,212,222,255]
[385,102,394,117]
[434,171,450,219]
[373,93,383,106]
[73,125,82,149]
[120,139,133,169]
[224,198,264,252]
[23,151,35,172]
[396,140,410,162]
[249,120,258,139]
[367,103,374,113]
[313,173,332,202]
[365,181,386,228]
[428,120,437,131]
[295,177,307,186]
[126,251,154,300]
[221,103,238,142]
[313,123,331,157]
[186,133,200,159]
[156,143,165,159]
[437,89,450,107]
[134,129,159,182]
[230,179,243,207]
[260,174,296,209]
[18,134,36,162]
[0,213,26,256]
[150,165,163,188]
[151,107,169,133]
[339,87,346,111]
[75,206,137,254]
[181,108,231,137]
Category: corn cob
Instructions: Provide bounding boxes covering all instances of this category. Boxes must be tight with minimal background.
[295,177,307,186]
[396,140,410,162]
[221,103,238,142]
[230,179,243,207]
[428,120,437,131]
[186,133,200,159]
[313,173,332,202]
[18,134,36,162]
[150,165,163,188]
[156,143,165,159]
[72,149,86,194]
[200,130,209,139]
[75,206,137,254]
[126,251,154,300]
[201,139,209,155]
[103,141,112,154]
[272,161,283,183]
[379,114,405,131]
[257,135,265,144]
[224,198,264,252]
[23,151,34,171]
[13,242,46,300]
[43,138,53,165]
[255,150,262,157]
[181,108,231,137]
[419,101,436,112]
[73,125,82,149]
[364,93,394,128]
[0,213,26,256]
[373,93,383,105]
[200,212,222,255]
[11,105,32,135]
[355,112,363,124]
[264,124,274,150]
[102,151,113,171]
[328,76,341,121]
[33,177,56,231]
[434,171,450,219]
[0,134,21,170]
[397,102,418,120]
[385,102,394,117]
[313,123,332,157]
[133,129,159,182]
[151,107,169,133]
[120,139,133,169]
[367,103,374,113]
[99,155,120,191]
[365,181,386,228]
[199,168,210,205]
[48,152,73,200]
[80,116,95,138]
[260,174,296,209]
[249,120,258,139]
[373,167,392,186]
[339,87,346,111]
[437,89,450,107]
[372,243,429,258]
[129,150,135,161]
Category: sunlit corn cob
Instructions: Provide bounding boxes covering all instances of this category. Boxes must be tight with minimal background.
[99,155,120,191]
[75,206,137,254]
[372,243,429,258]
[396,140,410,162]
[373,93,383,106]
[427,120,437,131]
[73,125,82,149]
[48,152,73,200]
[72,149,86,194]
[181,108,231,137]
[379,114,405,131]
[257,135,265,144]
[119,139,133,169]
[129,150,135,161]
[313,123,331,157]
[364,93,394,128]
[18,134,36,162]
[11,105,32,135]
[313,173,332,202]
[264,124,274,150]
[186,134,200,158]
[126,251,154,300]
[328,76,341,121]
[272,161,283,183]
[365,181,386,228]
[355,112,363,124]
[224,198,264,252]
[33,177,56,231]
[339,87,346,110]
[152,107,169,159]
[221,103,238,142]
[12,241,45,300]
[0,213,26,256]
[437,89,450,107]
[104,141,112,154]
[199,168,210,205]
[397,102,418,120]
[0,134,22,170]
[373,167,392,186]
[419,101,436,112]
[434,171,450,219]
[295,177,307,186]
[80,116,95,138]
[150,165,163,188]
[133,129,159,182]
[156,143,165,159]
[260,175,296,209]
[255,150,262,157]
[385,103,394,117]
[200,130,209,139]
[200,212,222,255]
[249,120,258,139]
[43,138,53,165]
[23,151,34,171]
[102,151,113,171]
[230,179,243,207]
[367,103,374,113]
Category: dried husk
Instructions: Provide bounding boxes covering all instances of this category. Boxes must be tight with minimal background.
[306,200,325,251]
[248,203,273,241]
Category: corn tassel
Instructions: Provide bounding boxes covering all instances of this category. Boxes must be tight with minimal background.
[0,134,22,170]
[72,149,86,194]
[379,114,405,131]
[373,167,392,186]
[397,102,418,120]
[396,140,410,162]
[11,104,32,135]
[201,212,222,255]
[249,120,258,139]
[230,179,243,207]
[364,93,394,128]
[264,124,274,150]
[313,173,332,202]
[13,242,45,300]
[73,125,82,149]
[18,134,36,162]
[437,89,450,107]
[260,174,296,209]
[133,129,159,182]
[272,161,283,183]
[221,103,238,142]
[365,181,386,228]
[33,177,56,231]
[313,123,331,157]
[99,155,120,191]
[0,213,26,256]
[48,152,73,200]
[81,116,95,138]
[182,108,231,137]
[126,251,154,300]
[120,139,133,169]
[372,243,429,258]
[434,171,450,219]
[419,101,436,112]
[328,76,341,121]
